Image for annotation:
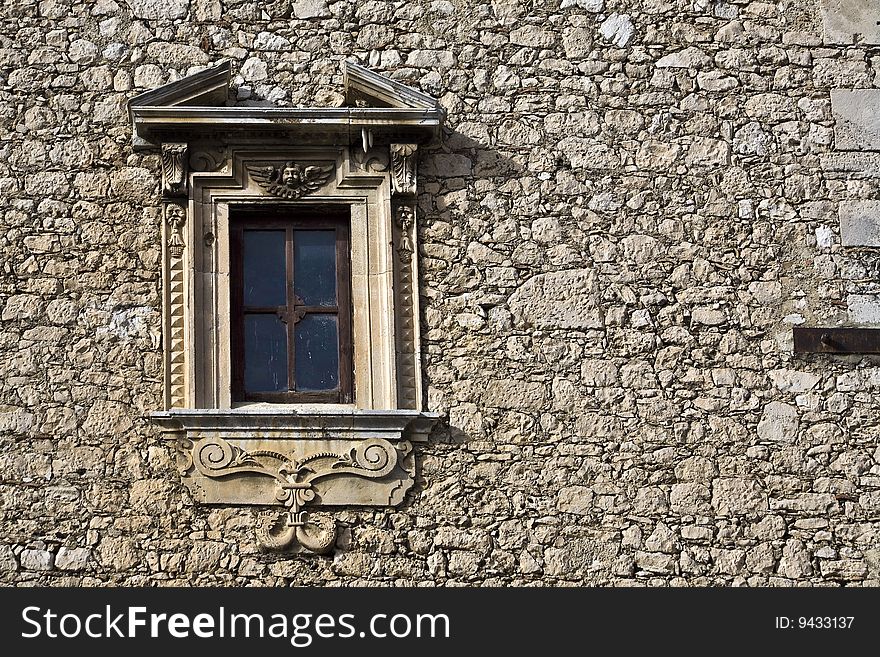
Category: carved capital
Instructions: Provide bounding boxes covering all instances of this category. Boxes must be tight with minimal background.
[161,143,188,197]
[390,143,417,195]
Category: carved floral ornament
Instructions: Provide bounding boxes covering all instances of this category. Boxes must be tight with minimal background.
[134,61,445,554]
[179,434,410,552]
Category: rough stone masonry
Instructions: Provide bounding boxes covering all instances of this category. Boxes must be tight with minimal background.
[1,0,880,586]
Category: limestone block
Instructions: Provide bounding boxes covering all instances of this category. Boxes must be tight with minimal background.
[712,478,768,515]
[508,268,604,330]
[55,547,91,571]
[561,0,603,11]
[819,1,880,45]
[821,152,880,177]
[20,548,54,571]
[777,539,813,578]
[479,379,546,410]
[671,484,711,515]
[598,13,634,48]
[839,200,880,247]
[292,0,330,19]
[634,551,676,574]
[96,537,139,571]
[556,486,594,515]
[848,294,880,324]
[656,47,711,69]
[820,559,868,581]
[129,0,190,20]
[757,401,799,443]
[0,544,17,572]
[831,90,880,151]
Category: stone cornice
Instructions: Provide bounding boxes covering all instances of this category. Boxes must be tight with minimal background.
[129,60,445,148]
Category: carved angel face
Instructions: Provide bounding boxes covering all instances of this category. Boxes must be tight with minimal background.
[282,163,303,187]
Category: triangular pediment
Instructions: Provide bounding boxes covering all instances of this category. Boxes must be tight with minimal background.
[128,61,232,111]
[128,60,444,148]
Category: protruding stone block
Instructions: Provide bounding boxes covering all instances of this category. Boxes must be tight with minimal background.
[831,89,880,151]
[819,1,880,45]
[839,200,880,246]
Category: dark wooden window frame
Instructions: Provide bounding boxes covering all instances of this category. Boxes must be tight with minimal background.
[230,206,353,404]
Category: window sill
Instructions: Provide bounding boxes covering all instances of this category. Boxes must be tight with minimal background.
[149,408,441,508]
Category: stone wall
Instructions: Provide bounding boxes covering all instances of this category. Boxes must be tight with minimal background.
[2,0,880,585]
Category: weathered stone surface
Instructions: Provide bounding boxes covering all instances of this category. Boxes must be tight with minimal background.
[712,478,768,516]
[839,200,880,247]
[598,14,634,48]
[831,90,880,151]
[557,486,594,516]
[55,547,91,571]
[847,295,880,324]
[0,0,877,591]
[819,0,880,45]
[20,549,54,571]
[757,402,799,443]
[292,0,330,19]
[129,0,189,20]
[508,269,603,330]
[656,47,711,68]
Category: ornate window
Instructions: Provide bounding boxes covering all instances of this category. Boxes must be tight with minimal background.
[130,62,443,553]
[230,209,353,404]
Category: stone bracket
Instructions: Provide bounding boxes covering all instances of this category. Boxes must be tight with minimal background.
[151,409,440,553]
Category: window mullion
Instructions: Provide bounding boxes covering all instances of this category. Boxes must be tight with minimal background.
[286,226,296,394]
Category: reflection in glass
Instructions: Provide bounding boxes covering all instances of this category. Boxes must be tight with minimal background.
[295,314,339,391]
[294,230,337,306]
[243,230,286,307]
[244,313,288,392]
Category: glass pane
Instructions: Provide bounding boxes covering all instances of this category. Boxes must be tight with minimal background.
[294,230,337,306]
[243,230,286,307]
[295,314,339,392]
[244,313,288,393]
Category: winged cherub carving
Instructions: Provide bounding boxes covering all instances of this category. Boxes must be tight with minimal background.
[247,161,335,199]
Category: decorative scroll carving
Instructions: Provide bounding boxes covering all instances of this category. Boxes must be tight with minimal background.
[395,205,418,409]
[352,146,389,172]
[162,143,188,197]
[189,146,229,172]
[164,203,187,408]
[181,436,406,552]
[247,162,334,199]
[390,143,417,195]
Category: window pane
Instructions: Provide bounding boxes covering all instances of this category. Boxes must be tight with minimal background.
[294,230,337,306]
[295,314,339,392]
[244,313,288,392]
[243,230,286,307]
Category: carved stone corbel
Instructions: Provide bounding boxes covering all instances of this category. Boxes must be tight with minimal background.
[176,434,413,553]
[161,143,188,197]
[390,143,417,196]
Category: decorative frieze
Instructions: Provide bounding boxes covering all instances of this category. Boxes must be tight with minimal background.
[246,161,335,199]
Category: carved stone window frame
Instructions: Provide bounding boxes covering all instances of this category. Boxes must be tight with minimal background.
[130,61,443,552]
